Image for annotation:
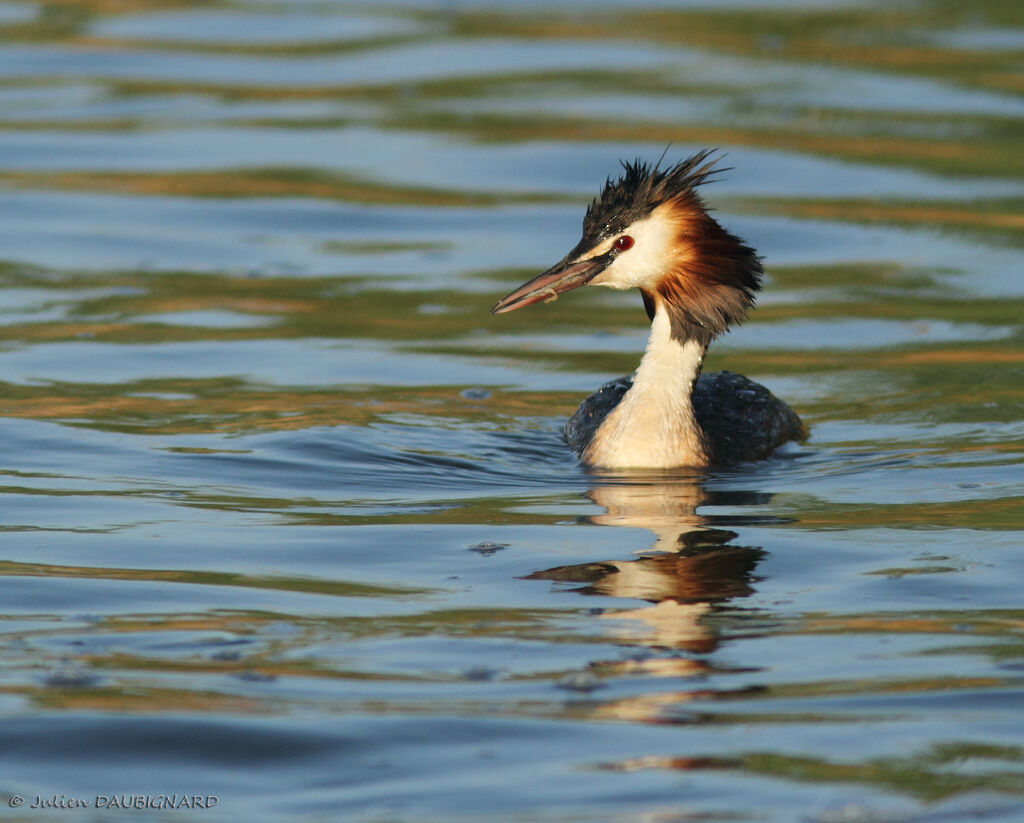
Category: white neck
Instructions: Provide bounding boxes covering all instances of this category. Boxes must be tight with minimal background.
[583,306,709,469]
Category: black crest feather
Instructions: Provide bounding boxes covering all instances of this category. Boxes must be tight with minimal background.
[582,149,725,242]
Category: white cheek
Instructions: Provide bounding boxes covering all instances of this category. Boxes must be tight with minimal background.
[589,212,678,290]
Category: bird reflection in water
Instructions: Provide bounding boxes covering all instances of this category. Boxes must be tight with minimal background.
[526,477,769,719]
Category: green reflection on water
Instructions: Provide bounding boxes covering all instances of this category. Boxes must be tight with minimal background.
[0,560,432,598]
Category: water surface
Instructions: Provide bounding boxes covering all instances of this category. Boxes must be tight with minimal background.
[0,1,1023,821]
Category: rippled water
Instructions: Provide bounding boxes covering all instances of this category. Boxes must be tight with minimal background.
[1,1,1023,821]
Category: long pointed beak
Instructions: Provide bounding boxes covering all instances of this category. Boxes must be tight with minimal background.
[491,253,612,315]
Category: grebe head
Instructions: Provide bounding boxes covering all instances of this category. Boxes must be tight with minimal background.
[491,150,763,344]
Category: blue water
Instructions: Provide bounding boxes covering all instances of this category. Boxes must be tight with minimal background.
[0,1,1023,821]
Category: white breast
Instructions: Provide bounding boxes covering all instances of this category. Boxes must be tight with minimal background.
[583,308,709,469]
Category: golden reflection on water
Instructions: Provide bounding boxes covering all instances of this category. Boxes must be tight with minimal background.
[528,477,762,710]
[0,265,1020,439]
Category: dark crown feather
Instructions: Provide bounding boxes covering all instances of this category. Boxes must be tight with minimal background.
[582,149,725,241]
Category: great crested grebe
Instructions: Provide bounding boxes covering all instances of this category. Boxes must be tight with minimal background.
[492,150,805,469]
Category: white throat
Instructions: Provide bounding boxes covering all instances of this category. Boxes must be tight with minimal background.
[583,306,709,469]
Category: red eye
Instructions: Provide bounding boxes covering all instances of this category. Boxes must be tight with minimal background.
[614,235,634,251]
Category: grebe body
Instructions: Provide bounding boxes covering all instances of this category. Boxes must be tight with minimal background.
[492,151,805,469]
